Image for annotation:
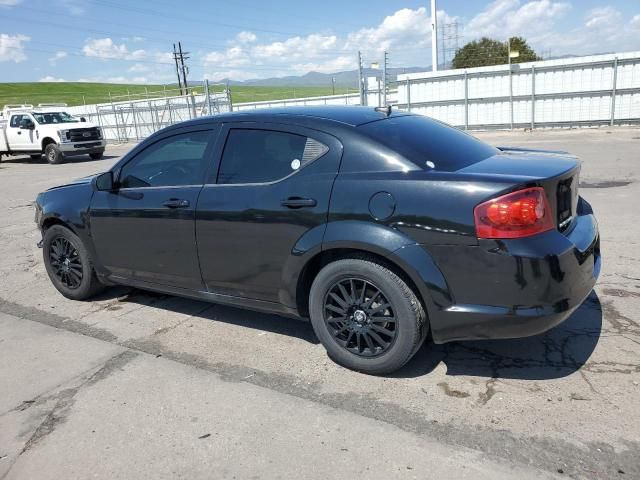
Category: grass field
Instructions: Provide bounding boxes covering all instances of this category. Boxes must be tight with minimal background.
[0,82,356,108]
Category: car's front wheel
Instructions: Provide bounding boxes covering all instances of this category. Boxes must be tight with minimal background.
[309,258,428,375]
[42,225,105,300]
[44,144,64,164]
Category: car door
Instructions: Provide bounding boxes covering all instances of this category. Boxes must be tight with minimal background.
[89,127,218,290]
[7,114,34,150]
[196,123,342,305]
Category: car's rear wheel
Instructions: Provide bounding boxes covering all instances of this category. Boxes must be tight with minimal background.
[309,258,427,375]
[42,225,105,300]
[44,144,64,164]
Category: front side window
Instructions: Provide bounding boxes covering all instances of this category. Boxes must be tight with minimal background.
[217,129,328,184]
[10,115,24,128]
[119,131,211,188]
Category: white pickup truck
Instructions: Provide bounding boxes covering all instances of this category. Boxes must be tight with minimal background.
[0,104,106,164]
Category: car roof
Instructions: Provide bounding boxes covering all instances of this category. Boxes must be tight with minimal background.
[171,106,414,130]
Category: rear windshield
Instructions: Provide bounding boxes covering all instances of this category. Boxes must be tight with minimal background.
[358,115,498,171]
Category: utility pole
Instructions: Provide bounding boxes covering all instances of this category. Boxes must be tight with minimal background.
[331,76,336,95]
[508,37,513,130]
[173,43,183,95]
[431,0,438,72]
[178,42,190,96]
[357,50,365,106]
[382,51,388,106]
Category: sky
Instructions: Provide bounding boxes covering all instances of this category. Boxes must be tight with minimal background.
[0,0,639,84]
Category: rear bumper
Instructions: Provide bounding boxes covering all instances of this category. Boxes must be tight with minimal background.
[427,212,600,343]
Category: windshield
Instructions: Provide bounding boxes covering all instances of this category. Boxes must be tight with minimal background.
[32,112,78,125]
[358,115,498,172]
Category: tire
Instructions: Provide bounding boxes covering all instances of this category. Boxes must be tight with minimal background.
[309,258,428,375]
[30,154,42,160]
[44,143,64,164]
[42,225,105,300]
[89,152,104,160]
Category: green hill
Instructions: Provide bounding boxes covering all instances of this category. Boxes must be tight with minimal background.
[0,82,355,108]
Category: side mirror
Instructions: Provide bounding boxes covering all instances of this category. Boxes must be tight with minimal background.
[80,117,87,122]
[95,171,116,191]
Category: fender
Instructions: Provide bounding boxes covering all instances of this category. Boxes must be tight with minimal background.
[37,183,104,275]
[279,220,453,320]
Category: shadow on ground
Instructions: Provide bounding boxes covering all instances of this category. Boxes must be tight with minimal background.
[95,286,320,345]
[396,290,603,380]
[96,287,602,380]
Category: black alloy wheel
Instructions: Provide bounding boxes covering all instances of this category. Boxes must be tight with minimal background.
[48,236,83,289]
[323,278,397,357]
[42,225,105,300]
[309,258,428,375]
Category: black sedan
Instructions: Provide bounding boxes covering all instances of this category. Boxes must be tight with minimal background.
[34,107,600,374]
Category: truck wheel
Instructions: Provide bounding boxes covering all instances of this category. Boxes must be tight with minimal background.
[30,154,42,160]
[42,225,106,300]
[45,144,64,164]
[89,152,104,160]
[309,258,428,375]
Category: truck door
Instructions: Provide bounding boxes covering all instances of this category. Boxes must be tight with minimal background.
[7,114,37,150]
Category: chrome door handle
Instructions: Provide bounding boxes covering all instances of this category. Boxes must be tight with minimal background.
[281,197,317,208]
[162,198,190,208]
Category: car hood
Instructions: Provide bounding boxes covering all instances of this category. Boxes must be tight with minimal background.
[51,122,99,129]
[46,173,100,191]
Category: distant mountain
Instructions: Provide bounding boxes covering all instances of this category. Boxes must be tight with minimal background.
[206,67,430,87]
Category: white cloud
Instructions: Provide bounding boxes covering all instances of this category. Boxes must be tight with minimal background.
[48,50,67,65]
[291,55,354,74]
[83,38,146,60]
[466,0,571,41]
[39,75,66,82]
[0,33,29,63]
[252,33,338,60]
[0,0,22,5]
[60,0,84,15]
[235,31,257,44]
[128,63,149,73]
[585,6,619,29]
[346,7,433,54]
[204,46,251,68]
[538,6,640,55]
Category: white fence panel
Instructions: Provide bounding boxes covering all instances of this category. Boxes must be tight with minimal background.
[397,51,640,129]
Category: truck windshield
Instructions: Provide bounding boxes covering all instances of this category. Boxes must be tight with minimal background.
[32,112,78,125]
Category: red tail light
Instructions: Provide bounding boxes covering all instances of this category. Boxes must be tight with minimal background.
[474,187,554,239]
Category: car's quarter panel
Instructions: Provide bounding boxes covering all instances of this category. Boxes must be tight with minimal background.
[427,212,600,343]
[196,122,343,305]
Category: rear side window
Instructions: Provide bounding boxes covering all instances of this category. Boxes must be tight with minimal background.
[358,115,497,171]
[217,129,328,184]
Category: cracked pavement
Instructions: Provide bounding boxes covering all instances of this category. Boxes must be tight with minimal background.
[0,128,639,479]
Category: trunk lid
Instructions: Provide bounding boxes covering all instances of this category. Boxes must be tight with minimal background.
[459,147,581,234]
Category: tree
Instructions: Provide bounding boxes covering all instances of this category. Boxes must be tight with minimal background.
[451,36,541,69]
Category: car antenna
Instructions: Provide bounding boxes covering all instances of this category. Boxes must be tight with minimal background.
[374,105,392,116]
